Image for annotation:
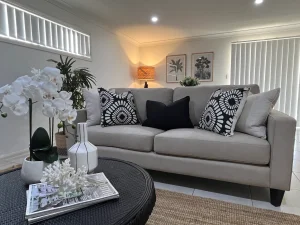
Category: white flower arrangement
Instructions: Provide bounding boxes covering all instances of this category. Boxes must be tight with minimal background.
[0,67,77,123]
[41,159,88,193]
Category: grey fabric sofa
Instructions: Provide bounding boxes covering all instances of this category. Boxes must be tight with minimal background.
[75,84,296,207]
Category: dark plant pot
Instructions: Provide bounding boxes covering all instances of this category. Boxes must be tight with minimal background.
[55,132,67,158]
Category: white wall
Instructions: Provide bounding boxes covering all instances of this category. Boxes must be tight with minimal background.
[139,27,300,89]
[0,0,139,156]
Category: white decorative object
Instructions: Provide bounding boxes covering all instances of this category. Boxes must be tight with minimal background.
[68,123,98,173]
[41,159,88,194]
[21,157,47,184]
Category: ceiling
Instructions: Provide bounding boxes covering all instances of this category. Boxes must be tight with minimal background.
[53,0,300,44]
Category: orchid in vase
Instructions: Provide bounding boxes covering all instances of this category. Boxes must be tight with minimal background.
[0,67,77,163]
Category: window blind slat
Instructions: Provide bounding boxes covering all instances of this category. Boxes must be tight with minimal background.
[0,1,90,58]
[260,41,267,92]
[274,40,284,111]
[230,44,236,85]
[254,42,262,85]
[240,43,246,85]
[39,19,46,45]
[0,3,8,36]
[51,23,57,48]
[24,13,32,42]
[250,42,256,84]
[45,21,52,47]
[291,38,300,119]
[285,39,295,116]
[31,16,39,44]
[265,41,272,91]
[235,44,241,84]
[85,36,90,56]
[15,10,25,40]
[245,43,251,84]
[7,6,16,38]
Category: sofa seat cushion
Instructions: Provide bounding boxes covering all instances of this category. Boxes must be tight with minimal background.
[88,125,164,152]
[154,128,270,165]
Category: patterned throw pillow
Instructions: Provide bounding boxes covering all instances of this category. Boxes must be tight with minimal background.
[98,88,139,127]
[199,88,250,136]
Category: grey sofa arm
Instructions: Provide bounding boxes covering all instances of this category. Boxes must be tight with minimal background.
[267,110,296,191]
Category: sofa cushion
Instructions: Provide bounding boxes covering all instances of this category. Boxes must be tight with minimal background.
[173,84,260,125]
[112,88,173,123]
[98,88,139,127]
[142,96,193,130]
[154,128,270,165]
[88,125,164,152]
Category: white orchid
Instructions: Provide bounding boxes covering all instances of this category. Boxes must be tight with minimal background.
[0,84,11,95]
[0,67,76,124]
[67,109,77,123]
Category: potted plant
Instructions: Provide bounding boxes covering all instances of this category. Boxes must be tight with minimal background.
[48,56,96,157]
[180,76,200,87]
[0,67,76,184]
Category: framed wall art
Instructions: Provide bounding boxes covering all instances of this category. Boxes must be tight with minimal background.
[191,52,214,82]
[166,54,186,83]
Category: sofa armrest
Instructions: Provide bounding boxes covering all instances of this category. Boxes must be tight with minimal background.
[267,110,296,190]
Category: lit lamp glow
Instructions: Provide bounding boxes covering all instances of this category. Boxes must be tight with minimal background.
[137,66,155,88]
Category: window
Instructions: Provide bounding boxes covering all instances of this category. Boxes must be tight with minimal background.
[0,0,91,58]
[230,37,300,121]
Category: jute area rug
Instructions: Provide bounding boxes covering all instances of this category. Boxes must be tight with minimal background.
[147,189,300,225]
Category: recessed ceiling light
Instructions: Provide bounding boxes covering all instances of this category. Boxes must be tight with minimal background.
[255,0,263,4]
[151,16,158,23]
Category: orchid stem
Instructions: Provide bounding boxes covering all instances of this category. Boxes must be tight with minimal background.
[29,98,33,161]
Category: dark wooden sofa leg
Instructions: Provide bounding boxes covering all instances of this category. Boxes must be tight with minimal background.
[270,189,285,207]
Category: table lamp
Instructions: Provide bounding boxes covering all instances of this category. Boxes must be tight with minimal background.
[137,66,155,88]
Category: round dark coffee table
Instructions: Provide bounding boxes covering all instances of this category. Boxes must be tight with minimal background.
[0,158,156,225]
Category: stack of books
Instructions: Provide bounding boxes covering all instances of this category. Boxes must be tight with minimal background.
[25,173,119,224]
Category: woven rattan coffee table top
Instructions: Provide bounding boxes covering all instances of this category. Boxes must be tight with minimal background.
[0,158,156,225]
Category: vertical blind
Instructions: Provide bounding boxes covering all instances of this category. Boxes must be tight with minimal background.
[231,37,300,121]
[0,0,91,58]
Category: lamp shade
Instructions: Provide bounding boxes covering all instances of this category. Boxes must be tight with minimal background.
[137,66,155,80]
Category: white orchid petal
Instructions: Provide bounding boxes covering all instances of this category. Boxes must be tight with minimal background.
[58,111,69,121]
[3,93,20,107]
[11,80,23,95]
[67,109,77,123]
[59,91,72,100]
[0,84,11,94]
[16,75,32,87]
[42,105,56,118]
[52,98,66,111]
[11,103,29,116]
[42,67,61,77]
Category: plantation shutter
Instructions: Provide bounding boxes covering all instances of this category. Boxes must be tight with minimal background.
[0,1,91,58]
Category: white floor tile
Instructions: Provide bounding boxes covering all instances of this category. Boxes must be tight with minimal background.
[154,182,194,195]
[293,160,300,172]
[294,151,300,161]
[291,173,300,190]
[193,189,252,206]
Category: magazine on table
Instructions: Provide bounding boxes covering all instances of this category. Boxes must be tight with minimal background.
[25,173,119,224]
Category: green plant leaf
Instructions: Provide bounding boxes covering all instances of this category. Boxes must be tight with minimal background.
[33,146,58,163]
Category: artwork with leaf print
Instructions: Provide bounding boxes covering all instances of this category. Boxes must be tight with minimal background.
[166,54,186,83]
[192,52,214,82]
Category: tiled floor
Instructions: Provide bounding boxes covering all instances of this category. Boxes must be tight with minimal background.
[2,142,300,216]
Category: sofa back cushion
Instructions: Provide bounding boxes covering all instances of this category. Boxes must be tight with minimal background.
[112,88,173,122]
[173,84,260,125]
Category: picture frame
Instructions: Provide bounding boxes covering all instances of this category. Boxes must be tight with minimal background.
[191,52,214,82]
[166,54,187,83]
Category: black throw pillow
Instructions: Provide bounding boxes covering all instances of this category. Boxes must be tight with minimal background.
[142,96,194,130]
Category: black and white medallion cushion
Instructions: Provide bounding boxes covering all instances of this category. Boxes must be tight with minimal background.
[199,88,250,136]
[98,88,139,127]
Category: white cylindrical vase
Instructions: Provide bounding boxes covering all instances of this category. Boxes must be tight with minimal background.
[68,123,98,173]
